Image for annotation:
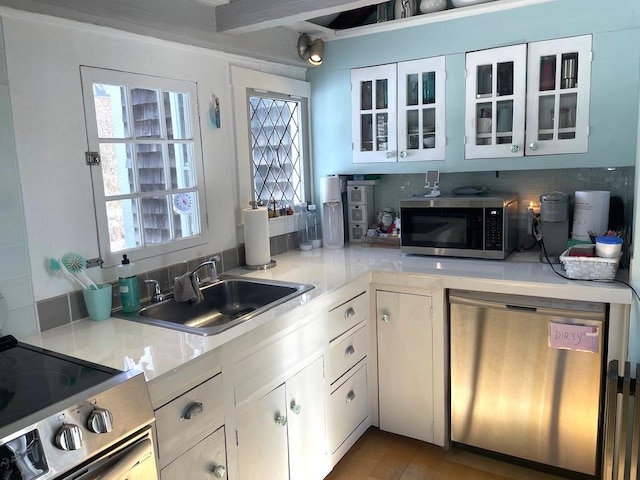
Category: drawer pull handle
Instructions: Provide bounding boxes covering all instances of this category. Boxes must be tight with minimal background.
[290,401,302,415]
[275,414,288,426]
[380,314,390,323]
[344,307,356,318]
[345,390,356,403]
[345,345,355,357]
[182,401,203,420]
[212,464,227,478]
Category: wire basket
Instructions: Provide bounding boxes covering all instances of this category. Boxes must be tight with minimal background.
[559,248,621,282]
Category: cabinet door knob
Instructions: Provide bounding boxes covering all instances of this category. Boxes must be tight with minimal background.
[212,464,227,478]
[345,345,355,357]
[275,414,288,426]
[290,401,302,415]
[510,144,520,153]
[386,151,395,159]
[528,142,538,151]
[380,313,390,323]
[345,391,356,403]
[182,401,203,420]
[399,150,407,158]
[344,307,356,318]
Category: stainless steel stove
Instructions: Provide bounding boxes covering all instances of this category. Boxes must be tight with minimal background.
[0,335,157,479]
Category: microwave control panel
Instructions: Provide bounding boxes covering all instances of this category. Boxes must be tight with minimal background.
[485,207,504,250]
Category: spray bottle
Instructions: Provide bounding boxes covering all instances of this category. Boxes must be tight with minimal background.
[117,254,140,313]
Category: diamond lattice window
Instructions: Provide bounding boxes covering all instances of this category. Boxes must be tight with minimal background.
[249,95,303,207]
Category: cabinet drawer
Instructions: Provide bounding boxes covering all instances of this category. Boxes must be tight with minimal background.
[161,426,227,480]
[348,224,366,243]
[327,362,368,454]
[328,324,367,385]
[155,373,224,466]
[347,185,368,205]
[328,292,368,340]
[348,204,370,224]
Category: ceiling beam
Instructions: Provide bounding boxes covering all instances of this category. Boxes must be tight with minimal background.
[215,0,385,34]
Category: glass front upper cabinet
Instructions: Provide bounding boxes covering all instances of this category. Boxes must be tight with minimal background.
[526,35,592,155]
[465,44,527,159]
[351,63,397,163]
[397,56,446,162]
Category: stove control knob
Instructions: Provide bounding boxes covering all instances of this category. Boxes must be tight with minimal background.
[87,407,114,434]
[55,423,83,450]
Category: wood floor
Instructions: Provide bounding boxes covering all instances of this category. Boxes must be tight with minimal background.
[325,427,569,480]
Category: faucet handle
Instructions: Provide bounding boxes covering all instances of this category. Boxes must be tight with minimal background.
[209,255,221,263]
[144,279,167,302]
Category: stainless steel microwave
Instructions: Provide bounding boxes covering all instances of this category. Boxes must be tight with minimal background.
[399,194,518,259]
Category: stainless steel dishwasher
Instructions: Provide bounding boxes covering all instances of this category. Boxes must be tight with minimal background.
[449,290,607,478]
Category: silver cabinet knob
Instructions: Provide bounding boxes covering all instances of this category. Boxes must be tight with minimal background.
[344,307,355,318]
[87,407,113,434]
[399,151,407,158]
[55,424,83,451]
[380,314,390,323]
[345,345,355,357]
[182,401,203,420]
[275,414,287,426]
[510,144,520,153]
[290,401,302,415]
[386,151,394,159]
[528,142,538,151]
[345,391,356,403]
[212,464,226,478]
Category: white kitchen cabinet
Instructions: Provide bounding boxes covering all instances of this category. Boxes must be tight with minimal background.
[352,57,446,163]
[235,356,328,480]
[161,426,227,479]
[465,35,592,159]
[376,289,434,443]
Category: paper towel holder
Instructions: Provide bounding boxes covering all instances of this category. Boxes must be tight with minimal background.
[244,259,277,271]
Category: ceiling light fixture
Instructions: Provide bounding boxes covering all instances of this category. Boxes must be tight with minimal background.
[297,33,324,66]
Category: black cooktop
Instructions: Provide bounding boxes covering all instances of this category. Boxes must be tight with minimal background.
[0,336,119,430]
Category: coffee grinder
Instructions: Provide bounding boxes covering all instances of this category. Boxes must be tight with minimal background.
[539,192,569,264]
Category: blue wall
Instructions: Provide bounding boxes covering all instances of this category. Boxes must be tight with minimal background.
[308,0,640,180]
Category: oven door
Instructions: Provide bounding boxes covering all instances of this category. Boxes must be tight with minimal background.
[400,206,485,256]
[63,428,157,480]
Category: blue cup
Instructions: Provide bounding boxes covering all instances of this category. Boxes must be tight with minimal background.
[82,284,113,321]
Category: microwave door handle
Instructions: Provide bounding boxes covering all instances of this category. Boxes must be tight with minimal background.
[99,438,154,480]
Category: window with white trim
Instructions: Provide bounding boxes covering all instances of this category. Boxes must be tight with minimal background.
[81,67,207,267]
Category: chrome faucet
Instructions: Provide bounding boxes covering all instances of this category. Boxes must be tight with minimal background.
[191,255,221,284]
[144,279,174,302]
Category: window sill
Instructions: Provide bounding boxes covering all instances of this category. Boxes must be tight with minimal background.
[268,213,299,237]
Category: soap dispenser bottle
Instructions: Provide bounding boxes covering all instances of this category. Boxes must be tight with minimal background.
[118,254,140,313]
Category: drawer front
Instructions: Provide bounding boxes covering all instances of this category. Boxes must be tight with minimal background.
[155,374,224,466]
[347,186,367,205]
[348,204,369,224]
[328,363,368,454]
[328,292,368,340]
[349,224,366,242]
[161,426,227,480]
[328,324,367,385]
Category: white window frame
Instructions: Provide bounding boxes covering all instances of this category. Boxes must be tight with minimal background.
[231,66,312,235]
[81,66,208,268]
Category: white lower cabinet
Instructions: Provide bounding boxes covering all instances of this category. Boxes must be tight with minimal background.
[236,356,328,480]
[161,426,227,479]
[376,289,434,443]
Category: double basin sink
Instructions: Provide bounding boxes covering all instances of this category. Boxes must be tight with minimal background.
[115,275,314,336]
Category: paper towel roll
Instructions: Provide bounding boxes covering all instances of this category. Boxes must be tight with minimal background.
[571,190,610,241]
[243,207,271,266]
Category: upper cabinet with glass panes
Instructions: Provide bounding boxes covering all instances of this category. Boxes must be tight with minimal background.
[465,35,592,160]
[351,56,446,163]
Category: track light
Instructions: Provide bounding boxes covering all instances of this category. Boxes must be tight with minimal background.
[297,33,324,66]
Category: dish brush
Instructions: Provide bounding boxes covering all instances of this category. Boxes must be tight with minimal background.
[49,258,89,290]
[61,252,98,290]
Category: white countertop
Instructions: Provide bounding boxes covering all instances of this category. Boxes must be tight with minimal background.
[23,246,633,402]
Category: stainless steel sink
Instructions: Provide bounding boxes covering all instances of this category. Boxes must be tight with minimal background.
[114,275,314,336]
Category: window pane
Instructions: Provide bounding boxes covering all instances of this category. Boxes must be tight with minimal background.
[249,96,303,206]
[172,192,201,239]
[131,88,162,139]
[99,143,134,197]
[137,144,165,193]
[141,195,170,245]
[106,198,141,252]
[93,84,130,139]
[164,91,192,140]
[169,143,196,189]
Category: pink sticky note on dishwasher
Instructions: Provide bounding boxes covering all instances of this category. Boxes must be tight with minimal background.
[548,322,599,353]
